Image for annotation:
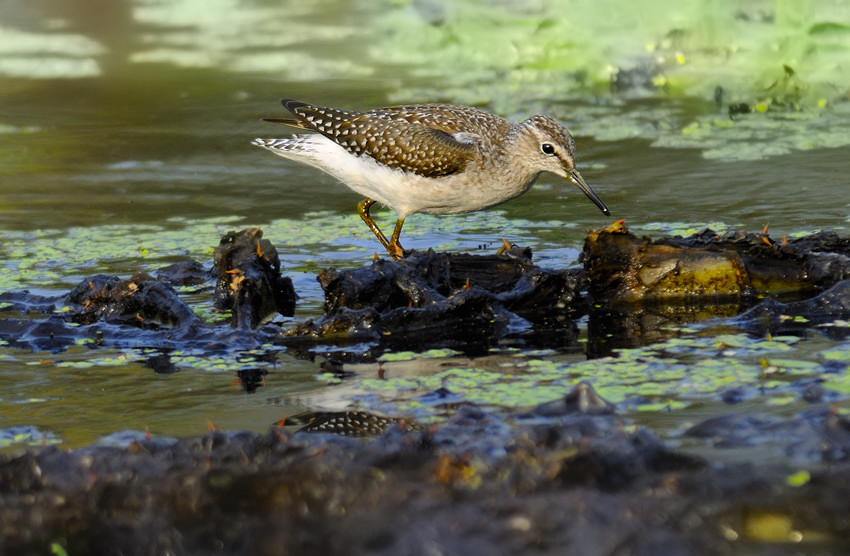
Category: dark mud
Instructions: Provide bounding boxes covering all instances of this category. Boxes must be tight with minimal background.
[1,397,849,555]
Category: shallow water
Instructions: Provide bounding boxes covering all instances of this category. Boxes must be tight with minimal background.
[1,0,849,454]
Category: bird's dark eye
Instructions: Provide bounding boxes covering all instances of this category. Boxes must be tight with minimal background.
[541,143,555,155]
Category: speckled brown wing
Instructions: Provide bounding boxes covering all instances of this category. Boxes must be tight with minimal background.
[279,99,480,178]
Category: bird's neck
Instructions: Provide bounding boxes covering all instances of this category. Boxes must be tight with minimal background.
[497,125,540,180]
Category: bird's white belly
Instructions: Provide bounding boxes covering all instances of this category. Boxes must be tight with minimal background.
[260,135,536,219]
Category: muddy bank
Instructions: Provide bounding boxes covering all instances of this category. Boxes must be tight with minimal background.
[2,402,849,555]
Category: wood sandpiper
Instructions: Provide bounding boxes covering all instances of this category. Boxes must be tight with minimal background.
[253,99,610,259]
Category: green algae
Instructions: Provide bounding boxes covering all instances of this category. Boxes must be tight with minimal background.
[0,215,336,294]
[786,470,811,487]
[378,349,460,362]
[636,400,689,412]
[375,0,850,161]
[821,377,850,395]
[164,349,277,373]
[45,350,146,370]
[0,425,61,449]
[760,358,820,373]
[821,348,850,362]
[347,330,842,421]
[641,221,733,237]
[765,395,797,407]
[316,373,344,386]
[0,209,584,296]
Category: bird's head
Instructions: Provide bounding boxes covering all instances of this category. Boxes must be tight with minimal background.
[516,115,610,216]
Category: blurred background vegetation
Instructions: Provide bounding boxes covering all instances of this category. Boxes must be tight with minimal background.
[2,0,849,161]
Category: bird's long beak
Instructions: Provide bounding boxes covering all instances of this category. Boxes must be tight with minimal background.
[569,169,610,216]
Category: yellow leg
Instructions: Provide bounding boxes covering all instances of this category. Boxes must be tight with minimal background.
[496,238,513,255]
[357,198,405,260]
[388,217,405,260]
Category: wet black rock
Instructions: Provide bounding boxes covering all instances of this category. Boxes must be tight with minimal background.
[0,314,80,352]
[584,224,850,304]
[155,259,212,286]
[0,290,58,314]
[324,249,580,325]
[581,224,850,354]
[282,249,581,353]
[610,62,665,93]
[720,386,760,404]
[7,226,850,358]
[66,272,200,329]
[235,368,268,393]
[212,227,296,329]
[660,228,850,292]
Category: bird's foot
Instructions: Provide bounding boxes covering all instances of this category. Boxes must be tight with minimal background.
[387,241,405,261]
[496,238,513,255]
